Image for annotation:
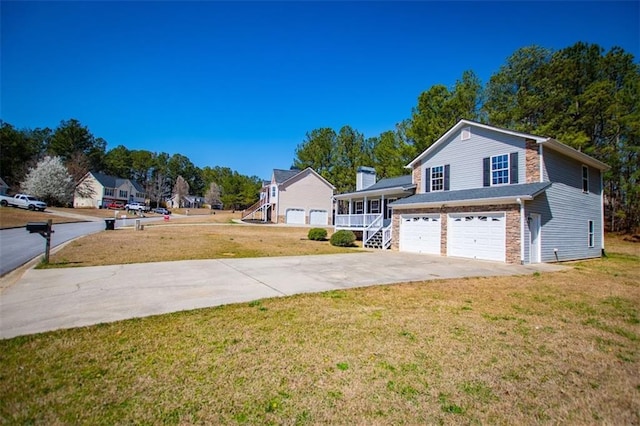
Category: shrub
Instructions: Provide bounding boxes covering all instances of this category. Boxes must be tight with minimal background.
[308,228,328,241]
[330,230,356,247]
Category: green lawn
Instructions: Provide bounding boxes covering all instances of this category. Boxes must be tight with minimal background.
[1,243,638,424]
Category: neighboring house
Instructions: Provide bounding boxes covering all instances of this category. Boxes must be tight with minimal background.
[242,168,335,225]
[336,119,609,264]
[73,172,147,209]
[169,194,205,209]
[0,177,9,195]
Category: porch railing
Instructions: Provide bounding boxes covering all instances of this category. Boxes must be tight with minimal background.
[335,213,380,228]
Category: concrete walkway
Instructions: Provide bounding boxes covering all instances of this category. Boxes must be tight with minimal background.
[0,252,567,339]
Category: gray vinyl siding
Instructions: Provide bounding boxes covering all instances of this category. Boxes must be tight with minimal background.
[532,148,603,262]
[419,126,526,192]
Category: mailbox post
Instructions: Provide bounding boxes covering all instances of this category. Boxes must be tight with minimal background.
[26,219,54,264]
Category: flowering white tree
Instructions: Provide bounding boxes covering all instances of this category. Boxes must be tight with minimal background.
[172,175,189,208]
[21,156,75,206]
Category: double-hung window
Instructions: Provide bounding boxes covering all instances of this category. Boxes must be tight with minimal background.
[431,166,445,191]
[588,220,594,248]
[491,154,509,185]
[370,199,380,214]
[119,190,128,198]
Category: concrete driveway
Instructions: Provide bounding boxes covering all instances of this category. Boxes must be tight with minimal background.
[0,252,566,339]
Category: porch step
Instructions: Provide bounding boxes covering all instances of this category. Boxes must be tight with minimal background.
[364,230,390,250]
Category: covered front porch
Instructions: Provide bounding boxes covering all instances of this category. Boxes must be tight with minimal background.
[334,196,396,230]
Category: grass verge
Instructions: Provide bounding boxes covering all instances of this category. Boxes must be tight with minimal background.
[1,241,638,424]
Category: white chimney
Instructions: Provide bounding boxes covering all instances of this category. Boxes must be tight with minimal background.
[356,166,376,191]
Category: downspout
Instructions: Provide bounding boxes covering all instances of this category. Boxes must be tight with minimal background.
[600,172,605,257]
[539,144,544,182]
[517,197,525,264]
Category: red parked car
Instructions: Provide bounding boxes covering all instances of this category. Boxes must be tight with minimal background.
[106,201,125,210]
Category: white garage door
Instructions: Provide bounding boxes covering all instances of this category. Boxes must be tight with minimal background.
[399,214,441,255]
[285,208,305,224]
[309,210,328,225]
[448,213,506,262]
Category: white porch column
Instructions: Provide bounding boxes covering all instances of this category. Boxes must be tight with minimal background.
[364,196,368,225]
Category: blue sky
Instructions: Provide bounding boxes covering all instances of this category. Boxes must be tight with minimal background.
[2,1,638,180]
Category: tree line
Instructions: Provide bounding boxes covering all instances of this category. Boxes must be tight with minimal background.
[1,42,637,230]
[0,119,263,210]
[293,42,639,232]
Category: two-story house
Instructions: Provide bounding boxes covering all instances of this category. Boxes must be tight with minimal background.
[334,120,608,264]
[73,172,147,209]
[391,119,608,264]
[242,167,335,225]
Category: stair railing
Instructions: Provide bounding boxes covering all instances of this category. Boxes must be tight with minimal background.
[241,198,267,221]
[363,214,383,247]
[382,224,393,249]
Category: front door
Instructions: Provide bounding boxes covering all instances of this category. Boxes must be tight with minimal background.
[529,213,541,263]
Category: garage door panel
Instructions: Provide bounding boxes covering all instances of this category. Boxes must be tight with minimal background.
[448,213,505,262]
[309,210,328,225]
[285,208,305,224]
[399,215,440,255]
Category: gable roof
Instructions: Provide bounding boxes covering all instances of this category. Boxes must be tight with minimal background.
[407,119,609,171]
[87,172,145,193]
[273,169,301,184]
[334,175,414,199]
[278,167,336,190]
[391,182,551,208]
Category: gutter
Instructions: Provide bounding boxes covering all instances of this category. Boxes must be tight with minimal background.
[391,195,535,209]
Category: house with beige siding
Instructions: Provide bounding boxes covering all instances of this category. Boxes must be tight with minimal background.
[242,168,335,225]
[335,119,609,264]
[73,172,146,209]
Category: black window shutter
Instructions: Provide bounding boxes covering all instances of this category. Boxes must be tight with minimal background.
[482,157,490,187]
[510,152,519,184]
[444,164,450,191]
[424,167,431,192]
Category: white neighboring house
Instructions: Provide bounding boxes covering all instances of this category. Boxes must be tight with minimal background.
[73,172,146,209]
[242,168,335,225]
[168,194,205,209]
[0,177,9,195]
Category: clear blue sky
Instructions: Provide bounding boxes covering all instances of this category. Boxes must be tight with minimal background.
[2,1,638,180]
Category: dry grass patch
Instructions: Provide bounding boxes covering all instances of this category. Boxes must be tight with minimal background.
[1,250,638,424]
[44,224,361,267]
[0,207,80,229]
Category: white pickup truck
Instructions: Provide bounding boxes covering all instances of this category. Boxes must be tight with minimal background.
[0,193,47,211]
[125,202,150,213]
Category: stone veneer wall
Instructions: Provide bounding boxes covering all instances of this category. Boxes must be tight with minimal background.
[277,215,285,224]
[525,138,540,183]
[392,204,522,264]
[412,161,422,193]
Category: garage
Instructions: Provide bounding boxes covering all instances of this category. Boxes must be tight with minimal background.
[447,213,505,262]
[399,214,441,255]
[285,208,305,224]
[309,209,328,225]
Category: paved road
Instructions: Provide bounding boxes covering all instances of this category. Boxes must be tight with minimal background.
[0,252,567,339]
[0,216,160,277]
